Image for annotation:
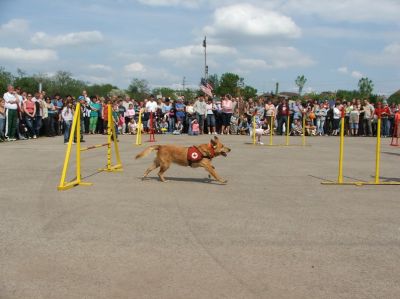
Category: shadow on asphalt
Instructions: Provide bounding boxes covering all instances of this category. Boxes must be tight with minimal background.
[139,176,223,184]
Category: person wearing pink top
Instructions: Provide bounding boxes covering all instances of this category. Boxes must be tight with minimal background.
[221,94,233,134]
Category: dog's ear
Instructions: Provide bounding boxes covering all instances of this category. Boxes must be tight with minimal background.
[210,138,217,146]
[213,136,219,141]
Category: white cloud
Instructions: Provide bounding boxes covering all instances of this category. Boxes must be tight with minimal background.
[31,31,104,47]
[0,47,58,62]
[159,44,236,60]
[237,58,269,69]
[355,42,400,67]
[351,71,363,79]
[272,0,400,23]
[337,66,348,74]
[124,62,146,73]
[0,19,29,34]
[204,4,301,39]
[88,64,112,72]
[137,0,202,8]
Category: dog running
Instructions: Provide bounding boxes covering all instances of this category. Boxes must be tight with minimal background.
[135,136,231,183]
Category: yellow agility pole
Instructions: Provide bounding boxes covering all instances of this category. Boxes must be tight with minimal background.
[100,104,123,172]
[58,103,93,191]
[374,117,381,184]
[337,115,345,184]
[322,114,400,186]
[285,115,290,146]
[269,114,274,146]
[252,115,256,145]
[135,108,143,146]
[302,114,306,146]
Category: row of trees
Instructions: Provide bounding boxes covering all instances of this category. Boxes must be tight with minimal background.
[0,66,396,103]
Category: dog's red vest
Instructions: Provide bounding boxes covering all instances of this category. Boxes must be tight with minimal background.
[187,146,203,163]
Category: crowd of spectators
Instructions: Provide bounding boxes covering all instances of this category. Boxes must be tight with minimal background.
[1,84,399,144]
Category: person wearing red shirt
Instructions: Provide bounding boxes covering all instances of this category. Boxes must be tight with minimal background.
[374,102,391,137]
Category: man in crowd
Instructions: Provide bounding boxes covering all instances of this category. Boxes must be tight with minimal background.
[3,85,19,141]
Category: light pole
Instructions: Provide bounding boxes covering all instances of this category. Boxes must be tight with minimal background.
[203,36,208,81]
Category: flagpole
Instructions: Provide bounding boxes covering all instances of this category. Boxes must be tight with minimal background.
[203,36,207,81]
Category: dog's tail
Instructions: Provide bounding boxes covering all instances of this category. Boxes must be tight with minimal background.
[135,145,161,160]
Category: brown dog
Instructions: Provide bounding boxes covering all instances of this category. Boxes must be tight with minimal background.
[135,136,231,183]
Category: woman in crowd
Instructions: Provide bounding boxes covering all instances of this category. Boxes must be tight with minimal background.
[61,100,74,144]
[314,103,327,136]
[23,93,37,138]
[221,94,233,135]
[89,97,101,134]
[206,97,216,135]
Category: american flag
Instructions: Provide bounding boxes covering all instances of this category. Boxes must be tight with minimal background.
[200,81,213,97]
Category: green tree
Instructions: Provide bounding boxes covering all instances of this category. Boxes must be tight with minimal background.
[127,78,150,101]
[241,85,258,100]
[358,77,374,98]
[152,87,176,100]
[181,88,197,102]
[295,75,307,95]
[108,88,128,98]
[217,72,241,96]
[0,67,15,92]
[207,74,219,92]
[86,84,117,97]
[388,90,400,104]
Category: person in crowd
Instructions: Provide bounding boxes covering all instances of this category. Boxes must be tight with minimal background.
[277,99,289,135]
[205,97,216,135]
[362,100,374,136]
[238,114,250,135]
[380,102,391,137]
[230,109,240,135]
[128,118,137,135]
[52,94,64,135]
[221,94,233,135]
[264,98,276,134]
[349,105,360,136]
[89,97,101,134]
[23,93,37,139]
[3,85,19,141]
[332,102,342,136]
[291,118,303,136]
[190,119,200,136]
[45,96,56,137]
[185,100,195,135]
[0,98,6,141]
[61,100,74,144]
[159,118,168,134]
[314,104,328,136]
[173,119,183,135]
[193,95,207,134]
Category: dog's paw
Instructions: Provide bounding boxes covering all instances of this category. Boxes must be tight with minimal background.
[219,180,228,184]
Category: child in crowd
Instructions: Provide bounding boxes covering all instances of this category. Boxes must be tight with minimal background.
[173,120,183,135]
[160,118,168,134]
[349,106,360,136]
[238,115,250,135]
[118,114,125,135]
[61,101,74,144]
[291,118,303,136]
[305,120,317,136]
[128,119,137,135]
[191,119,200,136]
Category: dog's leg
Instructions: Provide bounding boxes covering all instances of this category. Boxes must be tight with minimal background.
[142,161,159,179]
[158,164,170,182]
[201,161,227,184]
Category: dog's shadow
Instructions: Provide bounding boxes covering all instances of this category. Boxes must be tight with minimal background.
[140,176,225,185]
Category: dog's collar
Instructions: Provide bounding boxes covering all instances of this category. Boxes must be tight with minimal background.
[208,143,215,159]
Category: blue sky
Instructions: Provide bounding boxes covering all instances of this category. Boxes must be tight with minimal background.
[0,0,399,95]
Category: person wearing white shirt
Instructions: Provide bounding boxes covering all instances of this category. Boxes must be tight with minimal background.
[3,85,18,140]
